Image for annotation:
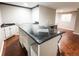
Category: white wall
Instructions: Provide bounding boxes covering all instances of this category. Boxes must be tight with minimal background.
[0,4,56,26]
[71,12,77,30]
[39,5,56,26]
[55,12,77,31]
[0,7,2,26]
[32,7,39,23]
[74,9,79,33]
[0,4,32,25]
[0,9,4,55]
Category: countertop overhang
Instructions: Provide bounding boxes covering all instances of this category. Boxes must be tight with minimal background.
[19,24,65,45]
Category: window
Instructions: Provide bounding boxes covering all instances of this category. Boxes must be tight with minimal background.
[61,14,72,22]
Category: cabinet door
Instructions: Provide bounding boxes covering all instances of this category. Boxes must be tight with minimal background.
[4,27,10,39]
[19,28,30,52]
[10,25,19,36]
[19,28,34,56]
[1,28,6,40]
[15,25,19,35]
[0,28,3,45]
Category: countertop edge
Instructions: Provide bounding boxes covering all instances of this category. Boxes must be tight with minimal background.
[19,26,65,45]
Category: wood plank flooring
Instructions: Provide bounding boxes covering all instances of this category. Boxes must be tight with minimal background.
[2,28,79,56]
[2,35,28,56]
[59,28,79,56]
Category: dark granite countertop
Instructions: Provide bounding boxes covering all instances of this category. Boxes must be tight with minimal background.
[1,23,15,28]
[19,24,64,44]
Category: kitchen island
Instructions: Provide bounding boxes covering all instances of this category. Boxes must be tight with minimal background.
[18,23,64,56]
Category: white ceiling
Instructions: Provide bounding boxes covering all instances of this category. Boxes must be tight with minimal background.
[3,2,79,12]
[4,2,79,9]
[39,2,79,12]
[39,2,79,9]
[3,2,38,8]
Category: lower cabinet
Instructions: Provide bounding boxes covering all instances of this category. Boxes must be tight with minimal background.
[30,35,61,56]
[30,43,38,56]
[0,25,19,55]
[10,25,19,36]
[1,28,6,40]
[19,28,35,56]
[19,27,61,56]
[2,25,19,40]
[4,27,11,39]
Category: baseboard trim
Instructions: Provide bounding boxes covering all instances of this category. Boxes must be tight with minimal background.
[0,41,4,56]
[58,27,74,31]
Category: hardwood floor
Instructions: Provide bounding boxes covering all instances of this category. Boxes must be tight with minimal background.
[2,28,79,56]
[2,35,28,56]
[59,28,79,56]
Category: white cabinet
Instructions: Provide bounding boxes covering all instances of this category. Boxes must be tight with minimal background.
[19,28,35,56]
[4,27,11,39]
[0,28,3,48]
[10,26,15,36]
[30,35,61,56]
[2,25,19,40]
[19,28,30,55]
[10,25,19,36]
[1,28,5,40]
